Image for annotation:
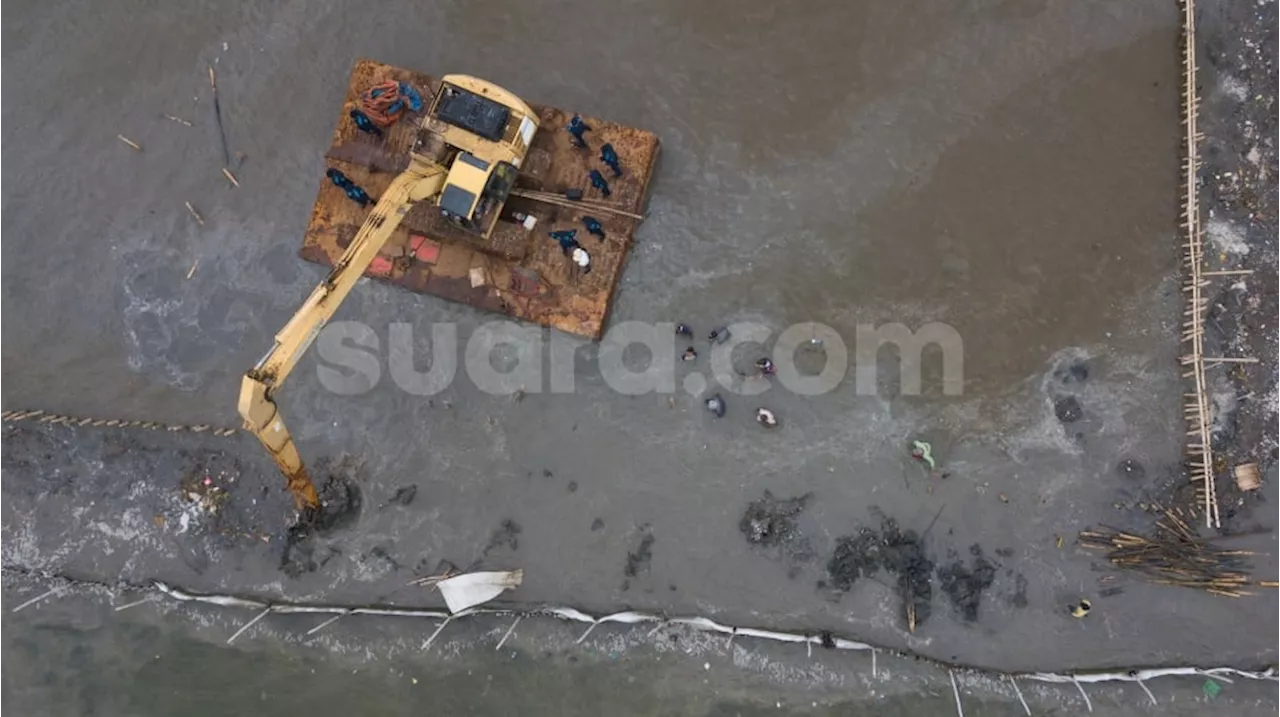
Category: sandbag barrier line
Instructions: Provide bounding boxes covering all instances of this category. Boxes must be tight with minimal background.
[3,568,1275,716]
[1,409,239,437]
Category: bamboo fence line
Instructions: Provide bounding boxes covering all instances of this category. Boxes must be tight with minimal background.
[1178,0,1221,528]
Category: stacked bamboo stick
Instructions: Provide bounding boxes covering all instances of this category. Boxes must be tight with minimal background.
[1079,506,1263,597]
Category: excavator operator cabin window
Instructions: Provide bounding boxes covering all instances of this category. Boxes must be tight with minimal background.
[483,162,518,201]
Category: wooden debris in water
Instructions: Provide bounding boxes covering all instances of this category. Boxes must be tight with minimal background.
[117,134,142,151]
[1078,504,1261,596]
[163,114,193,127]
[1234,463,1261,491]
[221,167,240,187]
[186,259,200,280]
[209,64,231,166]
[184,201,205,226]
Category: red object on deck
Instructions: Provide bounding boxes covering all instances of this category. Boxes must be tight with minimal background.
[367,256,394,276]
[409,234,441,264]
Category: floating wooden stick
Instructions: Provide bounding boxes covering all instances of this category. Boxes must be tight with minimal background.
[1007,675,1031,716]
[227,606,271,644]
[495,616,521,650]
[1203,357,1258,364]
[209,64,231,166]
[305,611,349,636]
[184,201,205,225]
[11,587,58,613]
[117,134,142,151]
[949,670,966,717]
[1072,677,1093,712]
[221,167,240,187]
[113,597,152,612]
[163,114,193,127]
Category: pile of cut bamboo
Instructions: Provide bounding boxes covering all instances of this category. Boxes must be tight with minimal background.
[1079,506,1274,597]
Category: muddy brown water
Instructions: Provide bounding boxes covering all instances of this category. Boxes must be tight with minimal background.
[3,0,1276,712]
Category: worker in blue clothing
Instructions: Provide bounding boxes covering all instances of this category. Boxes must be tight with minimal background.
[349,109,383,137]
[326,168,351,187]
[582,216,606,240]
[548,229,581,255]
[600,143,622,177]
[325,168,373,207]
[588,169,612,198]
[567,115,591,148]
[345,184,373,208]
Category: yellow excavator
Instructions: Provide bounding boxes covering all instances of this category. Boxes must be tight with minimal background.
[239,75,540,509]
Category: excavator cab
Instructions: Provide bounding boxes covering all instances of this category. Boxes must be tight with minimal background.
[438,153,519,231]
[427,77,536,233]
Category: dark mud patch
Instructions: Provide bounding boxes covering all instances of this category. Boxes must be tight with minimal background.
[483,519,522,556]
[624,526,655,578]
[308,473,363,533]
[739,490,815,563]
[366,544,401,571]
[1006,572,1029,609]
[937,544,998,621]
[382,484,417,508]
[825,529,880,589]
[280,466,364,577]
[1,425,81,497]
[1116,458,1146,480]
[827,517,934,629]
[1053,358,1091,385]
[1054,395,1084,423]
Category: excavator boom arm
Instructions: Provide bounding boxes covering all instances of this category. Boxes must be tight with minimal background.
[238,158,448,507]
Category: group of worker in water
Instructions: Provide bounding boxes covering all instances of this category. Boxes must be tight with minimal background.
[676,323,779,428]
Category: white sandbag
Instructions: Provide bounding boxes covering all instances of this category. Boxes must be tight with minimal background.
[436,570,523,613]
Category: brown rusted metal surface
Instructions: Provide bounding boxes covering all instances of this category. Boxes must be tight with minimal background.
[299,60,660,339]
